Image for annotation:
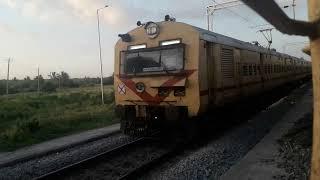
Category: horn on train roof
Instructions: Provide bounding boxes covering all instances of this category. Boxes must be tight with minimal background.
[164,15,176,22]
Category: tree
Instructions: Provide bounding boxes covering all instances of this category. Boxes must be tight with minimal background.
[48,72,57,80]
[48,72,61,88]
[48,71,73,88]
[42,81,56,92]
[60,71,70,81]
[34,75,45,88]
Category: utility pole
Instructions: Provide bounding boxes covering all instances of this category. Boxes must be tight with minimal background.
[206,5,214,31]
[6,58,10,95]
[97,5,109,105]
[284,0,296,20]
[37,67,40,94]
[292,0,296,20]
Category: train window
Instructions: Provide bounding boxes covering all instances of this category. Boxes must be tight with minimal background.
[272,65,274,73]
[161,48,184,70]
[160,39,181,46]
[123,45,184,74]
[253,65,257,75]
[264,65,267,74]
[242,65,248,76]
[128,44,147,50]
[257,66,261,75]
[249,65,253,76]
[268,65,271,74]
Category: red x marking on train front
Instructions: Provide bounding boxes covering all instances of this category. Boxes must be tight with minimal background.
[117,70,196,105]
[118,83,126,95]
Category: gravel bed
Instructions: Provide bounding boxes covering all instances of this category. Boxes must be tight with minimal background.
[0,133,135,180]
[64,140,170,180]
[275,113,312,180]
[0,83,310,180]
[142,84,310,180]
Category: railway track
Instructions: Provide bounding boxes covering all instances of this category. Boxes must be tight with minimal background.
[33,83,310,180]
[118,142,184,180]
[34,134,179,180]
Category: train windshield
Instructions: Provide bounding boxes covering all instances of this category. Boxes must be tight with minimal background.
[122,45,184,74]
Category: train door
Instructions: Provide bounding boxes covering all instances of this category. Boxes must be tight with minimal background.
[206,42,215,104]
[220,45,238,104]
[234,49,241,89]
[220,45,236,89]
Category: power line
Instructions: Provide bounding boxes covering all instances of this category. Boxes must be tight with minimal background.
[212,0,258,27]
[249,23,272,29]
[282,41,309,53]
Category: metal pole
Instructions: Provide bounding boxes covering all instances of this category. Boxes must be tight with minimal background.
[37,67,40,94]
[309,0,320,177]
[6,58,10,95]
[207,8,210,31]
[97,8,105,105]
[292,0,296,20]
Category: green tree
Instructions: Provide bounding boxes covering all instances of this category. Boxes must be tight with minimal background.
[42,81,56,92]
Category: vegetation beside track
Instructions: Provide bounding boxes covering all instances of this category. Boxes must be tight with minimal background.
[276,113,312,179]
[0,86,118,152]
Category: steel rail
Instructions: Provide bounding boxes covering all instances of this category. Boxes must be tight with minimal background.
[34,137,147,180]
[118,143,185,180]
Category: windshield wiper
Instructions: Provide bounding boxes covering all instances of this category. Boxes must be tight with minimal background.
[160,61,170,74]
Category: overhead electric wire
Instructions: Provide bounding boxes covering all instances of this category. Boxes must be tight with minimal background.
[211,0,258,27]
[249,23,273,29]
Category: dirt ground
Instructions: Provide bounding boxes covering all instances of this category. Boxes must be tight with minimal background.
[276,113,313,180]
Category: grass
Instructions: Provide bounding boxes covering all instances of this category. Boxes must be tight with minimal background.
[0,86,118,152]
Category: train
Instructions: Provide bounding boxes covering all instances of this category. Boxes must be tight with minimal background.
[114,16,312,135]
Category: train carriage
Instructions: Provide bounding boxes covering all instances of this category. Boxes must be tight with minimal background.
[114,17,311,135]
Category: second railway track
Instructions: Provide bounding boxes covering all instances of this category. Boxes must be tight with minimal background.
[35,135,180,180]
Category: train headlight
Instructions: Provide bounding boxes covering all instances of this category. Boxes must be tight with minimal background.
[174,87,186,97]
[135,82,145,93]
[158,88,170,97]
[145,22,160,39]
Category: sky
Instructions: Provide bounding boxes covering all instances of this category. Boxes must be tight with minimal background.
[0,0,310,79]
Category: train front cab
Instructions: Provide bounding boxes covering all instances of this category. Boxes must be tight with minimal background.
[114,22,201,135]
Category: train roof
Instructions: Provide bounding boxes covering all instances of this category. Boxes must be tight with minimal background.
[191,24,308,62]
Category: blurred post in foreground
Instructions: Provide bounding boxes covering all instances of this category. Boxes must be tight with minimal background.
[238,0,319,179]
[309,0,320,179]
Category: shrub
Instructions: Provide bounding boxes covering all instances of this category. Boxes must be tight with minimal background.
[42,82,56,92]
[1,118,40,142]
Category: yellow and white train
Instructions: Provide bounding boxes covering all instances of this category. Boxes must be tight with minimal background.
[114,17,311,135]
